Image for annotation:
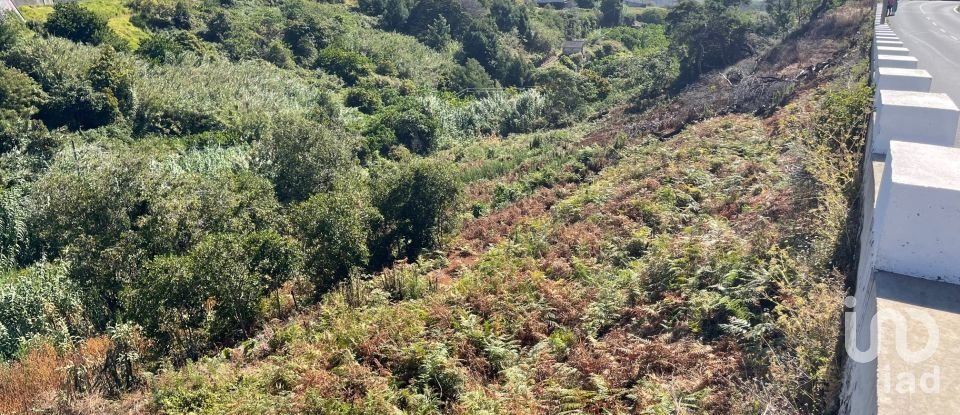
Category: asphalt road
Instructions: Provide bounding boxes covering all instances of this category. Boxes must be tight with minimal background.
[888,1,960,140]
[0,0,21,20]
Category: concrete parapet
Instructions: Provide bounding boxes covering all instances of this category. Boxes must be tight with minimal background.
[876,55,917,69]
[876,46,910,56]
[874,141,960,283]
[876,68,932,93]
[876,40,904,47]
[873,90,959,154]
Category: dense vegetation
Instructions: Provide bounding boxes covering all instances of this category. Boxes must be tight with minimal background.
[0,0,870,411]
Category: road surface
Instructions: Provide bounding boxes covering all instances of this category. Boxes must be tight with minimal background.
[0,0,24,21]
[889,0,960,140]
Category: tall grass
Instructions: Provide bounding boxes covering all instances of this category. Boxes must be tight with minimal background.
[134,56,328,138]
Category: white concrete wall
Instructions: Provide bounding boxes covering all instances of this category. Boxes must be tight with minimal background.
[872,90,959,154]
[874,141,960,283]
[876,46,910,56]
[876,68,931,92]
[843,11,960,414]
[875,55,917,69]
[876,40,904,47]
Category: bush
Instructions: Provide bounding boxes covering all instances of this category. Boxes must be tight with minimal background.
[344,88,382,114]
[128,0,178,28]
[264,40,295,69]
[531,66,601,126]
[137,33,185,64]
[370,100,441,155]
[87,46,136,121]
[44,2,116,46]
[0,261,89,359]
[0,65,45,124]
[635,7,668,24]
[190,234,270,342]
[254,116,356,203]
[369,158,460,266]
[316,47,373,85]
[0,14,26,50]
[291,179,375,293]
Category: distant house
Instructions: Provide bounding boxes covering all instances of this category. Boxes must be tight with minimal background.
[561,40,585,56]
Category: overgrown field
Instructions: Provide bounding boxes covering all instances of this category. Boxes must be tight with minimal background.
[137,84,871,414]
[1,69,872,415]
[0,0,873,412]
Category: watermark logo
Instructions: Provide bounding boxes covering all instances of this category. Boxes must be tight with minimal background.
[845,295,942,395]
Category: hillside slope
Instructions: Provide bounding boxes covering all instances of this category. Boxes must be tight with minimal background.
[94,5,870,414]
[0,0,872,413]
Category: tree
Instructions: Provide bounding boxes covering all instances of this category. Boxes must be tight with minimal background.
[87,46,136,121]
[420,16,452,50]
[45,3,114,45]
[382,0,411,30]
[491,0,531,37]
[264,40,295,69]
[316,47,373,85]
[461,20,500,73]
[406,0,467,38]
[600,0,623,27]
[359,0,387,15]
[373,100,441,155]
[666,0,755,80]
[291,181,374,293]
[445,58,495,95]
[172,0,193,29]
[370,159,460,267]
[190,234,264,342]
[531,66,600,126]
[344,88,383,114]
[255,116,355,203]
[205,10,233,42]
[765,0,792,32]
[125,254,206,360]
[0,65,45,124]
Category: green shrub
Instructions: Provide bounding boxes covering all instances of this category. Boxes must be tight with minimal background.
[635,6,668,24]
[0,64,45,124]
[0,261,88,359]
[263,40,295,69]
[0,14,26,50]
[44,2,117,46]
[344,88,382,114]
[531,66,601,127]
[316,47,373,85]
[254,116,355,203]
[291,179,375,293]
[137,33,186,64]
[369,158,460,266]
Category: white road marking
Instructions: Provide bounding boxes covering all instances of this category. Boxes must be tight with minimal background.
[941,28,948,34]
[953,36,960,41]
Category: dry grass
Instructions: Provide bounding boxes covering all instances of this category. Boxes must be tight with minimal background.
[0,337,111,414]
